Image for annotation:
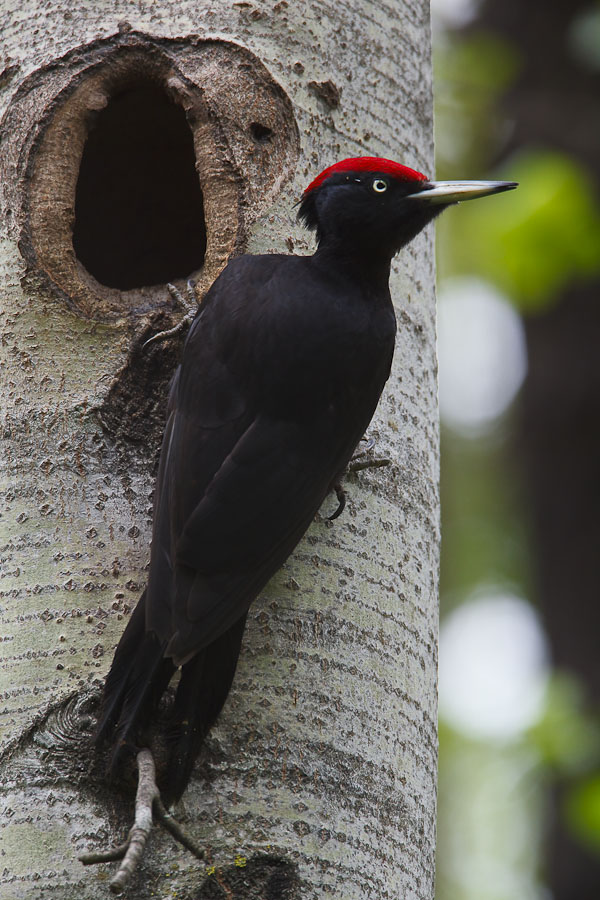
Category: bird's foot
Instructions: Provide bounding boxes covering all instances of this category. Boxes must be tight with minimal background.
[328,482,347,521]
[328,436,391,521]
[143,281,199,347]
[79,749,204,894]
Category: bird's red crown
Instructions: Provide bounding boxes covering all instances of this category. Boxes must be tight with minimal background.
[303,157,428,195]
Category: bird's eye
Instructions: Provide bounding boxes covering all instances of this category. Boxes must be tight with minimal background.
[372,179,388,193]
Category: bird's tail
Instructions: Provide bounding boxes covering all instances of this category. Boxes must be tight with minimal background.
[163,612,248,802]
[95,592,175,773]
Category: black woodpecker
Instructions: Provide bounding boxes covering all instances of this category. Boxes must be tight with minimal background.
[96,156,517,802]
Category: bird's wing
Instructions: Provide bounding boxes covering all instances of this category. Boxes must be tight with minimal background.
[164,409,349,664]
[144,291,257,644]
[143,256,387,665]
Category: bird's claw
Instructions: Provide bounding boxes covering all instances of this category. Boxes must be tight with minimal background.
[79,749,204,893]
[143,281,199,348]
[328,435,391,520]
[328,483,346,520]
[352,435,376,458]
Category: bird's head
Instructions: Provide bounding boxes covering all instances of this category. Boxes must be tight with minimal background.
[298,156,517,258]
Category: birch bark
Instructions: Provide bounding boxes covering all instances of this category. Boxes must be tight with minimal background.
[0,2,438,897]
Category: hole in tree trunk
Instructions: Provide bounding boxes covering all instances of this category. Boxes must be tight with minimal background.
[73,85,206,290]
[250,121,273,143]
[5,33,299,321]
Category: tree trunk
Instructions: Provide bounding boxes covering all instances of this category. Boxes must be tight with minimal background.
[0,3,439,898]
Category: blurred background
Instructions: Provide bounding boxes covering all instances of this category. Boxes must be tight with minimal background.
[430,1,600,898]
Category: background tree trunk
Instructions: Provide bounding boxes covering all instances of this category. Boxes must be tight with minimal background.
[0,2,439,898]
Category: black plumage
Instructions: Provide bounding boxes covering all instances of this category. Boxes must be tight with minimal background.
[96,157,516,800]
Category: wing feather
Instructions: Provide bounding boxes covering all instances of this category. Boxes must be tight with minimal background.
[144,254,395,663]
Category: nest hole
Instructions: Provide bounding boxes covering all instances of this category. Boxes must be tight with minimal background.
[73,84,206,290]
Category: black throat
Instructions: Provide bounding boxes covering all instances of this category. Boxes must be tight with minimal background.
[311,233,394,294]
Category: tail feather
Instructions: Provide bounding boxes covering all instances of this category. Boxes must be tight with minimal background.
[97,591,248,799]
[95,596,148,743]
[163,613,247,802]
[108,635,173,773]
[96,592,175,771]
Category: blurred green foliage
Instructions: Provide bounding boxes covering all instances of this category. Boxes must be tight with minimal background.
[440,425,530,612]
[438,150,600,312]
[566,775,600,855]
[568,4,600,71]
[531,674,600,775]
[434,11,600,900]
[434,31,521,177]
[437,720,545,900]
[533,676,600,856]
